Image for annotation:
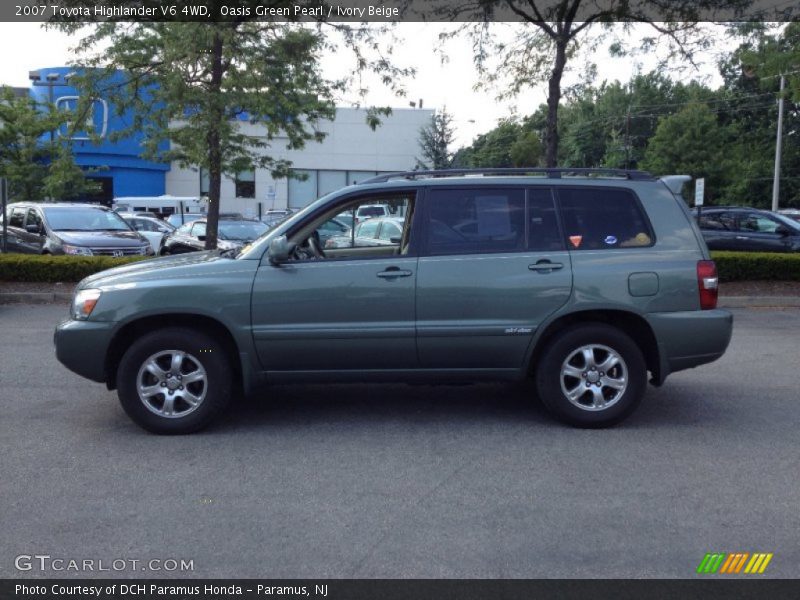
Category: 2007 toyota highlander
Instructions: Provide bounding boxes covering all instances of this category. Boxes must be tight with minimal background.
[55,169,733,434]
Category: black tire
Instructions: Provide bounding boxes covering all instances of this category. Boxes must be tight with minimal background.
[116,327,232,434]
[535,323,646,428]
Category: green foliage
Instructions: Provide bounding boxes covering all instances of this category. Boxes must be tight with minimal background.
[641,104,730,202]
[417,108,456,169]
[509,131,543,167]
[0,87,97,201]
[56,16,412,249]
[0,254,147,282]
[711,251,800,282]
[453,120,543,168]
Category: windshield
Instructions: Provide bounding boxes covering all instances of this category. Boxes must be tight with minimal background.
[773,213,800,232]
[218,220,268,240]
[44,207,132,231]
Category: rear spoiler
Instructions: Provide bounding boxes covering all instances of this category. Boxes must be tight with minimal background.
[659,175,691,197]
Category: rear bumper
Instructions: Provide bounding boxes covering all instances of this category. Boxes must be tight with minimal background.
[647,309,733,381]
[54,319,115,383]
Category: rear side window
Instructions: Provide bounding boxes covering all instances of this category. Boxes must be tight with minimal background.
[528,188,564,251]
[427,188,525,255]
[9,208,25,228]
[698,211,734,231]
[558,188,654,250]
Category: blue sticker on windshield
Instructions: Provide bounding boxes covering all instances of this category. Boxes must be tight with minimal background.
[604,235,617,245]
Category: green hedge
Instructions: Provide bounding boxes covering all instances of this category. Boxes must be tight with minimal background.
[711,251,800,282]
[0,254,148,283]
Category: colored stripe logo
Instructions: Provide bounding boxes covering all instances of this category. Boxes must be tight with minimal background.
[697,553,773,574]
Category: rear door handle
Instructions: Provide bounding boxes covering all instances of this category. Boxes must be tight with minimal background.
[735,236,749,240]
[377,267,413,279]
[529,261,564,272]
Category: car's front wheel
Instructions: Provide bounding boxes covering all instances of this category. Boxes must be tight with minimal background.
[117,327,232,434]
[535,323,646,428]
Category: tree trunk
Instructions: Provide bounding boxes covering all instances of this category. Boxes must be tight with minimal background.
[205,30,224,251]
[545,40,568,168]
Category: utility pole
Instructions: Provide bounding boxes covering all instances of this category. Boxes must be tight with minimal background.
[772,73,785,212]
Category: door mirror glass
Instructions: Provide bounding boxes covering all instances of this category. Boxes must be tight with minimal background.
[268,235,293,265]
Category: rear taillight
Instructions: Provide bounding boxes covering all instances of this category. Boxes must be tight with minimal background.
[697,260,718,310]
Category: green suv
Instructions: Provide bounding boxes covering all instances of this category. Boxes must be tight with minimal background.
[54,169,733,433]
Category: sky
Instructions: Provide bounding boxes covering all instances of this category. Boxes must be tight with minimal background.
[0,22,729,148]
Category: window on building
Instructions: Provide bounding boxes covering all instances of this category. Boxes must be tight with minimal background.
[288,169,317,209]
[235,169,255,199]
[318,170,347,197]
[287,169,393,209]
[200,168,209,196]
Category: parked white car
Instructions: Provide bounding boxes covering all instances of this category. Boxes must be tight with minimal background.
[120,214,175,254]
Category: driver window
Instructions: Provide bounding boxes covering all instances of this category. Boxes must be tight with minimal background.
[290,193,415,261]
[191,222,207,238]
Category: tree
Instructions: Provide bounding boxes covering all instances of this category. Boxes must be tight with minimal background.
[417,108,455,169]
[55,13,410,249]
[641,104,730,202]
[437,1,741,167]
[0,87,94,201]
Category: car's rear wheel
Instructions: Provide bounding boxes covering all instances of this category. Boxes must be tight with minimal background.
[535,323,646,428]
[117,327,232,434]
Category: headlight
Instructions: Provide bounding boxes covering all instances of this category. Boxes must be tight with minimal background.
[72,288,102,320]
[63,244,93,256]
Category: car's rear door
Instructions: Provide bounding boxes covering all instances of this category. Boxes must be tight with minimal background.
[415,186,572,369]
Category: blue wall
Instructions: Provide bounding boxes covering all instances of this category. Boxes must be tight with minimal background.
[28,67,169,201]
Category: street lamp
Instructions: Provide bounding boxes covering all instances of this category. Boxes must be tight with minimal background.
[28,71,62,146]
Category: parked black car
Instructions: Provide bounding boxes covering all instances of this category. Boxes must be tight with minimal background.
[161,218,268,254]
[692,206,800,253]
[0,202,153,256]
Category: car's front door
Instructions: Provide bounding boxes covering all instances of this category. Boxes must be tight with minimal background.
[736,212,793,252]
[416,187,573,369]
[251,193,420,372]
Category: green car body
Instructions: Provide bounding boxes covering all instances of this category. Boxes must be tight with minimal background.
[55,171,733,433]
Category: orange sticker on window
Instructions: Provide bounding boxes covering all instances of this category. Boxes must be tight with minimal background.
[569,235,583,248]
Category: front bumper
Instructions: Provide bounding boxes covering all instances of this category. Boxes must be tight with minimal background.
[54,318,116,383]
[647,308,733,380]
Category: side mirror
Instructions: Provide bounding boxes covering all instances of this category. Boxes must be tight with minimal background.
[775,225,791,237]
[390,236,402,244]
[25,224,42,235]
[268,235,294,265]
[197,235,206,242]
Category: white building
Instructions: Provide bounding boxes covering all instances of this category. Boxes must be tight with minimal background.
[165,107,433,216]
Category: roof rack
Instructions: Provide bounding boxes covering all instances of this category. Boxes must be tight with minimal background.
[359,168,654,185]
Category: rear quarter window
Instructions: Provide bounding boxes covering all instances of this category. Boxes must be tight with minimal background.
[557,187,654,250]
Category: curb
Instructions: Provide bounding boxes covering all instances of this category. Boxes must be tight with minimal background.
[1,292,798,308]
[719,296,800,308]
[0,292,73,304]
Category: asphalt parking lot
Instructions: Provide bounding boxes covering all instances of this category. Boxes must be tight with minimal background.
[0,303,798,579]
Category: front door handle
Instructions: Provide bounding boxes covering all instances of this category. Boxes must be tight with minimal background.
[529,260,564,272]
[377,267,413,279]
[735,236,750,240]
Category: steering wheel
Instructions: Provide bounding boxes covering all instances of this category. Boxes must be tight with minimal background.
[307,230,326,259]
[291,230,326,261]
